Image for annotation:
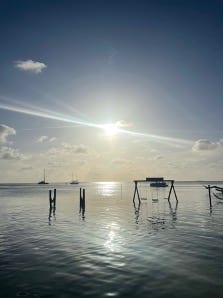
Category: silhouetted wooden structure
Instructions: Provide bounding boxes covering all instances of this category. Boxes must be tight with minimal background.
[49,189,56,221]
[133,177,178,203]
[79,188,85,218]
[204,185,223,208]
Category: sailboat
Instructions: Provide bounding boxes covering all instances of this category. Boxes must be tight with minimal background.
[70,173,79,185]
[38,169,49,184]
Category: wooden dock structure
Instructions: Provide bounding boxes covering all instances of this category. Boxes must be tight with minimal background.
[133,177,178,203]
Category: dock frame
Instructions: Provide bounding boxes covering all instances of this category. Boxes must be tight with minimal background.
[133,178,178,203]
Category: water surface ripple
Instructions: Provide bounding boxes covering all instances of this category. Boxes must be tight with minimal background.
[0,182,223,297]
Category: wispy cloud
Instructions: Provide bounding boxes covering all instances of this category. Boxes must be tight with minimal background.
[0,146,23,160]
[0,124,16,143]
[116,120,133,128]
[154,154,164,160]
[37,136,56,143]
[14,59,47,73]
[192,139,219,151]
[61,143,88,154]
[20,166,32,171]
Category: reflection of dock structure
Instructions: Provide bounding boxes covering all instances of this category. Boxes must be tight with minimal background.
[133,177,178,203]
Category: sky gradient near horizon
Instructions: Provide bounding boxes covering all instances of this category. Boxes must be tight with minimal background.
[1,0,223,182]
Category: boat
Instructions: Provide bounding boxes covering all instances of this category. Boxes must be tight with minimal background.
[70,173,79,185]
[150,182,168,187]
[146,177,168,187]
[38,169,49,184]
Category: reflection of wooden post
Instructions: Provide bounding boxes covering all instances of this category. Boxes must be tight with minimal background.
[208,185,212,208]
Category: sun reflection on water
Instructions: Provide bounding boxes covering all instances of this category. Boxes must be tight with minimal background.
[97,181,119,197]
[104,222,121,252]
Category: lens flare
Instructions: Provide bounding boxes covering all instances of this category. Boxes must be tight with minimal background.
[0,95,193,147]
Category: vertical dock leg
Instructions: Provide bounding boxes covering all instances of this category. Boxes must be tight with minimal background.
[133,181,137,202]
[133,181,141,203]
[167,182,173,201]
[173,185,178,202]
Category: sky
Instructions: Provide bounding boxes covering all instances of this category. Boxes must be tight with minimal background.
[1,0,223,182]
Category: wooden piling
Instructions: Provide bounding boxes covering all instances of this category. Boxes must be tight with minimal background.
[49,190,52,207]
[53,189,56,206]
[79,188,86,217]
[79,188,82,212]
[82,189,85,210]
[208,185,212,208]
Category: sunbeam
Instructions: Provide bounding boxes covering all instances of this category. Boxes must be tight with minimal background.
[0,96,193,146]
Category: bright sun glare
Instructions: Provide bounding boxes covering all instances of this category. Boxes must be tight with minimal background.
[103,123,119,136]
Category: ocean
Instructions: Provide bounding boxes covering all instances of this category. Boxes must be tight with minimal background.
[0,181,223,297]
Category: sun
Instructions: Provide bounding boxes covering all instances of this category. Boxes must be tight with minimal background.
[103,123,119,136]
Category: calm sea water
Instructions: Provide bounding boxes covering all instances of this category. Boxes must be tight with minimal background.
[0,181,223,298]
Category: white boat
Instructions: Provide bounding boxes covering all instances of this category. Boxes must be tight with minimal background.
[150,182,168,187]
[70,173,79,185]
[38,169,49,184]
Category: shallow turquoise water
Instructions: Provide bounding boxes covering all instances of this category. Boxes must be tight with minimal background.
[0,182,223,297]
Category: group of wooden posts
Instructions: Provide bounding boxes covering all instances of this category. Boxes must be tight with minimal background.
[48,188,86,219]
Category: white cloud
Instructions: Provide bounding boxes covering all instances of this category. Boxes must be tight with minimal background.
[0,146,23,160]
[15,59,47,74]
[49,137,56,142]
[37,136,48,143]
[0,124,16,143]
[37,136,56,143]
[116,120,133,128]
[61,143,88,154]
[192,139,218,151]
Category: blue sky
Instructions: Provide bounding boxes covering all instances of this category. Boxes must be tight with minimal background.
[0,0,223,182]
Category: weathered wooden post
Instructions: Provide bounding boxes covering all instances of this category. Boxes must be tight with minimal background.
[79,188,85,218]
[49,190,53,221]
[82,188,85,210]
[208,185,212,208]
[49,190,52,207]
[53,189,56,214]
[79,187,82,212]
